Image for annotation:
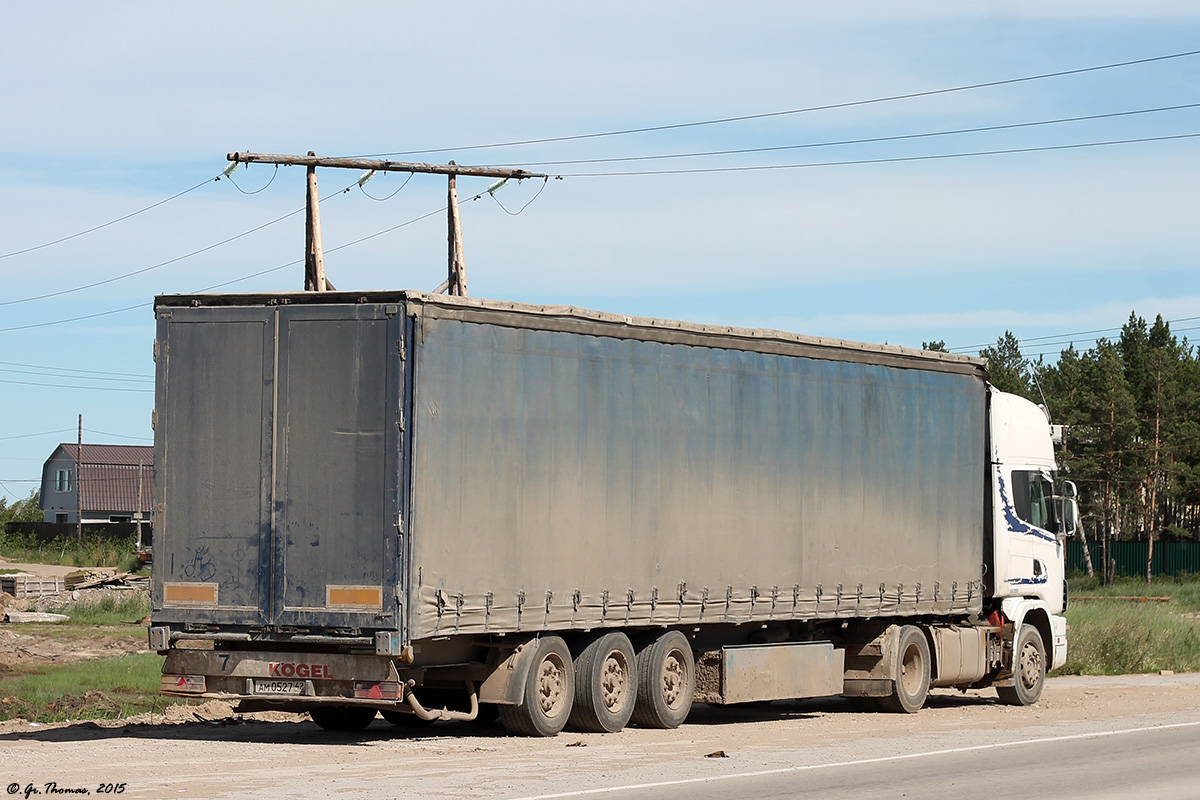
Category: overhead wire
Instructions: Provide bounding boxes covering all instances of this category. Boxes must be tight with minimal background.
[487,102,1200,169]
[353,48,1200,158]
[0,174,222,261]
[225,163,280,195]
[358,172,414,201]
[0,377,152,393]
[0,428,76,442]
[949,315,1200,353]
[553,132,1200,177]
[0,359,151,380]
[84,428,152,442]
[490,178,550,216]
[0,174,364,312]
[0,366,152,384]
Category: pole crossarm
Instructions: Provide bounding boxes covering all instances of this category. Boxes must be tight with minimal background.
[228,152,548,180]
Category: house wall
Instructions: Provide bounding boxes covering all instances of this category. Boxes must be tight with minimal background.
[40,450,78,524]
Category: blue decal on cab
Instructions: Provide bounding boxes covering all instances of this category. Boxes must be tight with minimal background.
[996,471,1056,544]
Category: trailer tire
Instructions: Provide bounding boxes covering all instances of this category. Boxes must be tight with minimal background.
[498,636,574,737]
[631,630,695,729]
[877,625,930,714]
[309,706,376,731]
[568,632,637,733]
[997,624,1045,706]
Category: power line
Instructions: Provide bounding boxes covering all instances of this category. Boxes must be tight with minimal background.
[0,377,153,393]
[354,48,1200,159]
[950,315,1200,353]
[84,428,152,442]
[0,359,151,380]
[1021,325,1200,359]
[0,174,221,261]
[488,102,1200,169]
[0,366,152,384]
[0,195,459,329]
[0,301,149,334]
[0,204,308,308]
[553,132,1200,177]
[0,428,75,442]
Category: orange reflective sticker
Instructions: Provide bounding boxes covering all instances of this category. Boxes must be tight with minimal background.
[327,585,382,608]
[163,582,218,605]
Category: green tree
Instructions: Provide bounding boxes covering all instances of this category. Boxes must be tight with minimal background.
[980,331,1036,401]
[0,489,42,526]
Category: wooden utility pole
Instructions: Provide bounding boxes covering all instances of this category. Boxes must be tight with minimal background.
[227,152,546,295]
[446,163,467,296]
[136,461,145,551]
[76,414,83,542]
[304,151,328,292]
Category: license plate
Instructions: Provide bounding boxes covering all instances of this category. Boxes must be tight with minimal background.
[254,680,306,695]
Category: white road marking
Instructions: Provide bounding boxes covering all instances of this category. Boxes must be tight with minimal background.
[505,720,1200,800]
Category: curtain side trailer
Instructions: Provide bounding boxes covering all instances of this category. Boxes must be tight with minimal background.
[150,291,1073,735]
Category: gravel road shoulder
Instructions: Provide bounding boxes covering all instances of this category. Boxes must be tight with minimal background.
[2,673,1198,800]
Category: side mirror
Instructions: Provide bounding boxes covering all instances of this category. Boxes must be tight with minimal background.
[1062,480,1078,500]
[1055,497,1079,538]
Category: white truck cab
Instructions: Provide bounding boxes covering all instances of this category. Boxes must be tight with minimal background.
[989,388,1074,676]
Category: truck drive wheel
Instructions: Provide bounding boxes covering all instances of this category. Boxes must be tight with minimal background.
[498,636,574,737]
[877,625,930,714]
[631,630,695,729]
[569,632,637,733]
[997,624,1046,706]
[309,706,377,731]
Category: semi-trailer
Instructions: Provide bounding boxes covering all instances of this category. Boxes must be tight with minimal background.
[150,290,1074,736]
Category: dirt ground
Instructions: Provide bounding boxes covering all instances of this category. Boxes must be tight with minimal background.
[0,673,1197,800]
[3,556,1199,798]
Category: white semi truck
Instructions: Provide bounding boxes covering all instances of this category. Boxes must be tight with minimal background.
[150,290,1074,736]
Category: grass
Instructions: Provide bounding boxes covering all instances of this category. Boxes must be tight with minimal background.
[56,591,150,626]
[1061,576,1200,675]
[0,653,169,723]
[0,530,141,573]
[1,589,169,723]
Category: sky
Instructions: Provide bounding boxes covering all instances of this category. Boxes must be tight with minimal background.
[2,2,1200,502]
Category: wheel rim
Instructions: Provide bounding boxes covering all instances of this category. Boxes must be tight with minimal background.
[661,649,687,711]
[1017,641,1043,690]
[899,644,923,698]
[601,651,631,712]
[537,653,568,719]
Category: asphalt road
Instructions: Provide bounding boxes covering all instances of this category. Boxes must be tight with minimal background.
[506,720,1200,800]
[3,673,1199,799]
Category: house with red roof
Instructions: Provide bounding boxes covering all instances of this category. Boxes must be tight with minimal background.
[39,443,153,524]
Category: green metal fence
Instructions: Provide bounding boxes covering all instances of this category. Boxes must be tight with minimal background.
[1066,541,1200,578]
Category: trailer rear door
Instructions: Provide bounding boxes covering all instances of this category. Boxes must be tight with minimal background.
[270,305,401,629]
[154,303,402,632]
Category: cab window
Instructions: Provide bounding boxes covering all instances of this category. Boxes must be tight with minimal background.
[1012,470,1057,533]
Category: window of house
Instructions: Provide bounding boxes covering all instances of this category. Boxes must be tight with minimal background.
[1011,470,1057,533]
[55,469,72,492]
[56,513,68,524]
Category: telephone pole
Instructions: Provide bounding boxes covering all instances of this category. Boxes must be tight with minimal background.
[76,414,83,542]
[227,152,548,296]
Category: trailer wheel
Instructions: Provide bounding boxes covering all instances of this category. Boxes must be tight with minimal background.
[631,630,695,729]
[498,636,574,737]
[997,624,1045,706]
[309,706,376,731]
[877,625,930,714]
[568,632,637,733]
